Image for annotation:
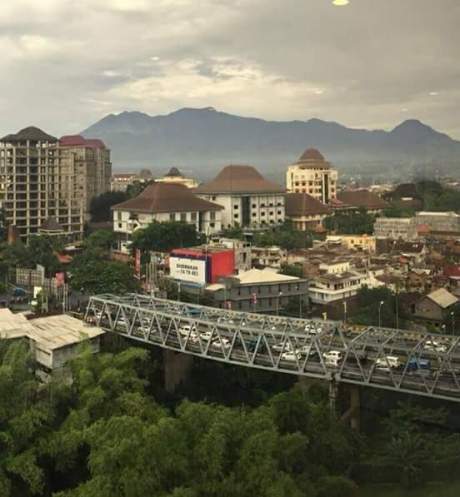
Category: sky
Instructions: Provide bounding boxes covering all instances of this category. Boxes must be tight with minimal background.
[1,0,459,138]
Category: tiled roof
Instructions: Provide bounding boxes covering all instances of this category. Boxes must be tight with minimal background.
[1,126,57,142]
[337,190,389,210]
[285,193,331,217]
[112,182,223,214]
[195,165,284,194]
[298,148,325,162]
[60,135,106,149]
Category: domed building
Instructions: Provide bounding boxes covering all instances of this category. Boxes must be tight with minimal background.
[286,148,338,204]
[155,167,198,189]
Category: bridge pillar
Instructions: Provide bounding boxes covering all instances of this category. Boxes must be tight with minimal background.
[163,350,193,393]
[328,379,338,416]
[340,385,361,431]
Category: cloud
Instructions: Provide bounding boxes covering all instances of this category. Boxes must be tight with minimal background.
[0,0,459,139]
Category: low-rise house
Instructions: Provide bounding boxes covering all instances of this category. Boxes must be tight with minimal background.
[336,190,389,213]
[374,217,418,240]
[413,288,458,329]
[205,268,308,313]
[251,246,287,269]
[326,235,376,253]
[309,261,383,305]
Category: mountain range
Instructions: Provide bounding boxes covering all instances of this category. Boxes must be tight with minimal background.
[82,107,460,182]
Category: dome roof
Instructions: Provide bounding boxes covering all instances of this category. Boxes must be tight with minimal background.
[298,148,325,162]
[165,167,183,177]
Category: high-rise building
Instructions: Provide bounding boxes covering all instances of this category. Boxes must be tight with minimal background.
[286,148,338,204]
[59,135,111,220]
[0,127,111,239]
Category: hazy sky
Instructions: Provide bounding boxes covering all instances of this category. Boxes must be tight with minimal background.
[1,0,459,138]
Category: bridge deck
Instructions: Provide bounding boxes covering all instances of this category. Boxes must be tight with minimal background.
[85,294,460,403]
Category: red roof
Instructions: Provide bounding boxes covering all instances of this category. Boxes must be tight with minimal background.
[444,265,460,278]
[299,148,325,162]
[59,135,106,149]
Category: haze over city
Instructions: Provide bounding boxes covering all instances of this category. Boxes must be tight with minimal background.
[1,0,459,137]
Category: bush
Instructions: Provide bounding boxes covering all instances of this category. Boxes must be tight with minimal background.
[316,476,358,497]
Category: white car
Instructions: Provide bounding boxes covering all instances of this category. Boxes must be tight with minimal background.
[178,325,197,337]
[424,340,447,353]
[323,350,342,367]
[375,355,400,370]
[281,350,302,361]
[211,338,231,351]
[200,330,213,341]
[272,342,293,353]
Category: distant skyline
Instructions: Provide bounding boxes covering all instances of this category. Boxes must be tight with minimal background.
[1,0,459,138]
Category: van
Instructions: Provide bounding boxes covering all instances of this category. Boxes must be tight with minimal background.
[375,355,400,370]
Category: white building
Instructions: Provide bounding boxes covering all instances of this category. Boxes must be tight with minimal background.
[112,182,223,252]
[195,165,285,229]
[309,261,383,304]
[286,148,338,204]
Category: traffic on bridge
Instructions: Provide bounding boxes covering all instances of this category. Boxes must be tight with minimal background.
[85,293,460,403]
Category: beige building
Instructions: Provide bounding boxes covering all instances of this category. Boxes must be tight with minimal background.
[326,235,376,253]
[0,127,110,239]
[196,165,285,229]
[155,167,199,189]
[111,173,138,192]
[286,148,338,203]
[285,192,331,231]
[59,135,111,220]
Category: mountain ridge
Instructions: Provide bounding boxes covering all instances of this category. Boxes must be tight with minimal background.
[81,108,460,180]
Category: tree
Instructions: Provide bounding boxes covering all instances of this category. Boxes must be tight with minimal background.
[351,286,397,328]
[69,253,138,294]
[324,208,376,235]
[83,230,115,253]
[28,235,62,277]
[89,192,128,223]
[132,221,204,253]
[253,222,313,250]
[279,263,304,278]
[126,180,154,199]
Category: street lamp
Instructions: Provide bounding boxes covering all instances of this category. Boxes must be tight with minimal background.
[378,300,384,328]
[343,300,347,326]
[177,282,181,302]
[451,311,455,335]
[277,291,283,316]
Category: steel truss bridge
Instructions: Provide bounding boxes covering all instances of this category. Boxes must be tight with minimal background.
[85,294,460,403]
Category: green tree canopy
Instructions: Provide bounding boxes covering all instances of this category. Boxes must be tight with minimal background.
[90,192,128,223]
[131,221,204,253]
[324,208,376,235]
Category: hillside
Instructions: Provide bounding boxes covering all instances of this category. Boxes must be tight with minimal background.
[82,108,460,181]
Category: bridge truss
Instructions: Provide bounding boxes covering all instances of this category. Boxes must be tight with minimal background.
[85,294,460,403]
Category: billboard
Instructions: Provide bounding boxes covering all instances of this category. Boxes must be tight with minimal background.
[169,256,207,285]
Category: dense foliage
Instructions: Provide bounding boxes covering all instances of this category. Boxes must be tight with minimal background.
[253,222,313,250]
[0,341,361,497]
[416,181,460,212]
[323,209,376,235]
[131,221,204,253]
[89,192,128,223]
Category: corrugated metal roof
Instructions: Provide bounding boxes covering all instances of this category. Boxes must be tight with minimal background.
[427,288,458,309]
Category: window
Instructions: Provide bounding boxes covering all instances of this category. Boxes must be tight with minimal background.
[234,213,239,219]
[169,213,175,221]
[234,205,238,209]
[118,223,122,228]
[191,212,197,221]
[252,204,257,208]
[180,213,187,222]
[269,211,274,216]
[277,210,282,215]
[210,211,215,220]
[261,212,265,216]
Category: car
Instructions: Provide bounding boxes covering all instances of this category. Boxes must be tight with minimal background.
[200,330,213,341]
[272,342,293,353]
[281,350,302,361]
[424,340,447,353]
[178,324,197,337]
[188,330,200,343]
[375,355,400,371]
[211,338,231,351]
[323,350,342,367]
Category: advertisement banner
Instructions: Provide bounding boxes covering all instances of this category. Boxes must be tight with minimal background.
[169,256,206,285]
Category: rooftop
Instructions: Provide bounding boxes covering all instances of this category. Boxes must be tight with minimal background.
[1,126,57,143]
[426,288,458,309]
[112,181,223,214]
[165,167,183,177]
[337,190,389,210]
[233,268,300,285]
[286,193,331,217]
[195,165,284,194]
[60,135,106,149]
[0,309,34,339]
